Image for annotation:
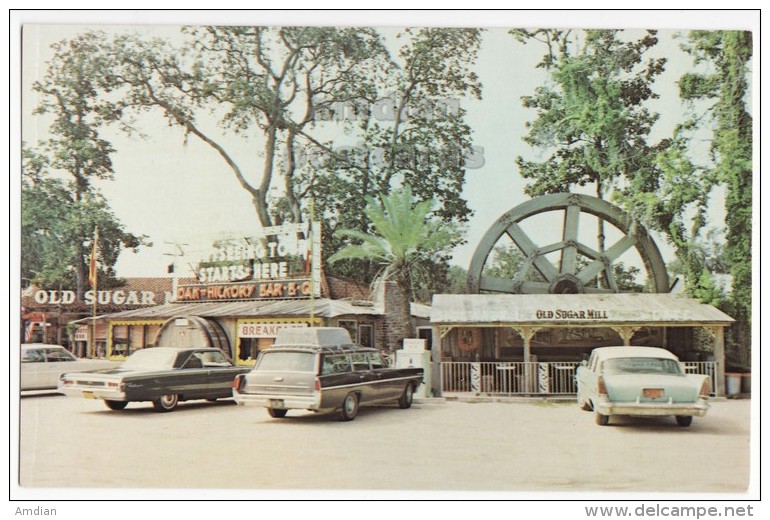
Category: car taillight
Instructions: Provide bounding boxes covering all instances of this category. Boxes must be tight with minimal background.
[700,377,711,398]
[314,378,321,392]
[597,376,607,396]
[233,375,244,390]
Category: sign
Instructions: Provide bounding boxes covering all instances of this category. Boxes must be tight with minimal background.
[74,326,88,341]
[184,221,322,301]
[238,322,308,339]
[33,290,167,306]
[535,309,610,320]
[176,280,313,302]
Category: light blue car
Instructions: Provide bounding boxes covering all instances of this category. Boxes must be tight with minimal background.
[576,346,710,427]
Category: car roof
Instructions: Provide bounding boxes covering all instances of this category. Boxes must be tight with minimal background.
[21,343,66,350]
[263,345,377,355]
[133,347,220,354]
[591,346,680,361]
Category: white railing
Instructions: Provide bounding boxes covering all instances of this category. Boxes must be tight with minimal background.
[683,362,718,396]
[441,361,580,395]
[441,361,717,396]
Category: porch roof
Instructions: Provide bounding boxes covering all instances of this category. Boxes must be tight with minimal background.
[430,293,734,327]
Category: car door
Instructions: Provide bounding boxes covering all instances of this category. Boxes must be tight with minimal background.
[577,352,601,404]
[20,348,46,390]
[349,352,375,403]
[198,350,245,398]
[41,348,81,389]
[318,353,354,409]
[367,351,399,400]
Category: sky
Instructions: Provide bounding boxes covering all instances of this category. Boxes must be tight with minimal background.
[14,10,759,284]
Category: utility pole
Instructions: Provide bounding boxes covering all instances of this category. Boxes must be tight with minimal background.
[164,242,189,302]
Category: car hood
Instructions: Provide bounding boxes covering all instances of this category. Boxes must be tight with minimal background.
[603,373,703,403]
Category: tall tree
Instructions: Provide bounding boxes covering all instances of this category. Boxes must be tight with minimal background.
[28,33,147,298]
[679,30,752,365]
[511,29,666,257]
[21,146,146,294]
[328,187,461,348]
[98,26,391,227]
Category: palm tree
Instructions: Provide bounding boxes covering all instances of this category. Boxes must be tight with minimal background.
[328,187,461,350]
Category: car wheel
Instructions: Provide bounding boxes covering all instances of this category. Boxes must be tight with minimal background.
[152,394,179,412]
[675,415,693,427]
[104,400,128,411]
[267,408,288,418]
[398,383,414,409]
[339,393,359,421]
[595,411,610,426]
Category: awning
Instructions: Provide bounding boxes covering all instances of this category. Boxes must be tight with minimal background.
[430,293,734,327]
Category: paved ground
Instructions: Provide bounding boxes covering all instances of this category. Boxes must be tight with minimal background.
[17,393,752,495]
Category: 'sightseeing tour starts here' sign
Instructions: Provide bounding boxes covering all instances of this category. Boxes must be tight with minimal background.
[177,222,322,302]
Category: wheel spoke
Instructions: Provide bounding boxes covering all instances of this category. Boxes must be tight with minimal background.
[505,223,559,281]
[576,234,636,284]
[560,204,580,275]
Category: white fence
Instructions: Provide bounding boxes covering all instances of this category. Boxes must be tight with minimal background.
[441,361,717,396]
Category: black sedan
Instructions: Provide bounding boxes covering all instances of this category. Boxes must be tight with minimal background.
[58,347,250,412]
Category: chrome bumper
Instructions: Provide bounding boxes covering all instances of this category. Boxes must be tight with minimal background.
[233,390,321,411]
[58,384,126,401]
[596,398,710,417]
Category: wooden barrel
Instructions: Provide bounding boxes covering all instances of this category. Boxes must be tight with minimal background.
[154,316,233,360]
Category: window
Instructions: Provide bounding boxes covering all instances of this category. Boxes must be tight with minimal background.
[321,354,352,375]
[196,350,232,368]
[338,320,358,342]
[368,352,386,369]
[359,324,374,348]
[350,352,370,371]
[22,350,45,363]
[257,351,315,372]
[44,348,76,362]
[603,358,683,376]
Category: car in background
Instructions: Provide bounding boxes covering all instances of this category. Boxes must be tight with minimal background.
[576,346,710,427]
[233,327,424,421]
[21,344,116,391]
[58,347,250,412]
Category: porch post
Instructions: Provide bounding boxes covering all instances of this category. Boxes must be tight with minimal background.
[521,326,533,394]
[711,326,726,397]
[431,325,442,398]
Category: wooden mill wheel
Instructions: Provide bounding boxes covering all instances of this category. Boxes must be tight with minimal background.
[466,193,669,294]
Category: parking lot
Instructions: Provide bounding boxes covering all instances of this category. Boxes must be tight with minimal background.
[17,393,752,495]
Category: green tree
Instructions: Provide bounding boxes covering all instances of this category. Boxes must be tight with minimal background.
[98,26,391,227]
[511,29,666,255]
[679,30,753,366]
[26,33,147,298]
[328,187,462,348]
[21,147,146,295]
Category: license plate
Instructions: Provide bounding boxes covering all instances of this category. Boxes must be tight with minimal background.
[643,388,663,399]
[268,399,284,408]
[83,391,95,399]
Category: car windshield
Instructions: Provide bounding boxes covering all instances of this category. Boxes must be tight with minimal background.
[603,357,683,375]
[256,351,315,372]
[122,349,178,370]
